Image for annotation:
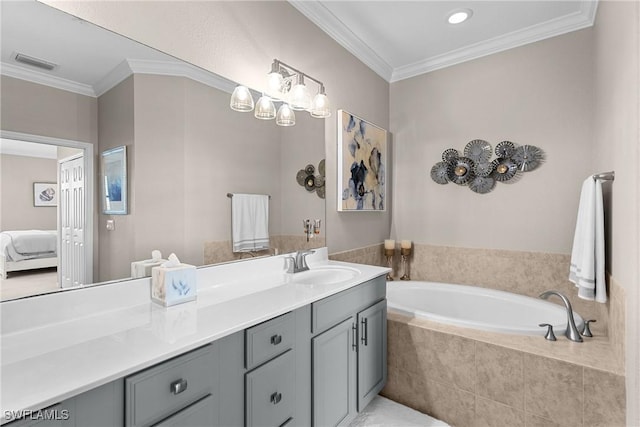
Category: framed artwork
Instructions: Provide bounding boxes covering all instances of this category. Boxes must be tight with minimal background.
[101,146,127,215]
[33,182,57,207]
[337,110,388,211]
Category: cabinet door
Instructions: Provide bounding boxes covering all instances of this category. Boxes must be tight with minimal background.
[312,317,357,427]
[357,299,387,411]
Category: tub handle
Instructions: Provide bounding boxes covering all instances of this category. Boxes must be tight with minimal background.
[539,323,557,341]
[581,319,596,337]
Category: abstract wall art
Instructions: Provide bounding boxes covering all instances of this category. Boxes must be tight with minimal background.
[101,145,128,215]
[337,110,388,211]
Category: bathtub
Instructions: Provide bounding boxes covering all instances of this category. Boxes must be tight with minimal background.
[387,281,584,336]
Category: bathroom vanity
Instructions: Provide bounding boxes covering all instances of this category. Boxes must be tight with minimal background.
[0,249,388,427]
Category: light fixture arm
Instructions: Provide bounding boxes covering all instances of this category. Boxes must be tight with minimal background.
[271,59,326,94]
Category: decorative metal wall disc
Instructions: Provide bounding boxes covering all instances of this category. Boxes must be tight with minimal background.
[491,158,518,182]
[512,145,543,171]
[316,185,325,199]
[495,141,516,158]
[447,157,475,185]
[318,159,325,177]
[315,175,325,188]
[430,162,449,184]
[469,176,496,194]
[305,164,315,175]
[474,161,494,177]
[464,140,492,163]
[296,170,306,186]
[304,175,316,191]
[442,148,459,163]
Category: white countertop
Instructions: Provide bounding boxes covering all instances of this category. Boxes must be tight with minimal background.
[0,248,388,424]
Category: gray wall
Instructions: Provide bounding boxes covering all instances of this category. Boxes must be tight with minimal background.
[592,2,640,423]
[42,0,391,254]
[390,28,594,254]
[0,154,57,230]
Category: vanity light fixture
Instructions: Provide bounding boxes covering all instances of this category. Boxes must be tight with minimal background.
[229,58,331,126]
[447,8,473,24]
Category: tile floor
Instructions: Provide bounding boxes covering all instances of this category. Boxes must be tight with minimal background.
[350,396,449,427]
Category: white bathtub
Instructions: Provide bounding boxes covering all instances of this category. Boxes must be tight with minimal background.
[387,281,584,336]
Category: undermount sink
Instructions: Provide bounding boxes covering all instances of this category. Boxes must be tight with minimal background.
[289,266,360,285]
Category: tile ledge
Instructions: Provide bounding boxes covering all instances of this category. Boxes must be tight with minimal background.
[388,311,624,376]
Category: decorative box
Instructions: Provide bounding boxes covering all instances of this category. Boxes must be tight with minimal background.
[151,264,197,307]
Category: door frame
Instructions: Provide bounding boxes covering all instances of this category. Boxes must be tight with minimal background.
[1,130,94,286]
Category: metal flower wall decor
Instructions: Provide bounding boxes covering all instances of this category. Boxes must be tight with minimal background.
[430,140,544,194]
[296,159,326,199]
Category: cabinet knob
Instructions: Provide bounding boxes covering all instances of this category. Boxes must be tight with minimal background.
[270,334,282,345]
[270,391,282,404]
[170,378,188,395]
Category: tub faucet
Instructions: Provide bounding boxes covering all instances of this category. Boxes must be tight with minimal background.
[285,249,316,273]
[538,290,583,343]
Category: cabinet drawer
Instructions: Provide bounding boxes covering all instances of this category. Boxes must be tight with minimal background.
[152,395,216,427]
[311,276,386,334]
[245,311,294,370]
[125,345,217,427]
[245,350,295,427]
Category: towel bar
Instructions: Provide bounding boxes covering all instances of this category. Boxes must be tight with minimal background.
[592,171,615,181]
[227,193,271,199]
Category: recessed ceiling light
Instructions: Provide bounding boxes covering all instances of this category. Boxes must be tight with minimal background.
[447,9,473,25]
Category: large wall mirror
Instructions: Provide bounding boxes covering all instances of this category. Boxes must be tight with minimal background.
[0,1,326,302]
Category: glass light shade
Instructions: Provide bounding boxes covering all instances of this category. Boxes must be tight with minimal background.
[310,93,331,118]
[289,81,311,111]
[276,104,296,127]
[230,85,254,112]
[254,95,276,120]
[266,72,284,98]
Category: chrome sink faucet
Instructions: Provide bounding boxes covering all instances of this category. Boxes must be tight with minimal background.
[538,290,583,342]
[285,250,316,273]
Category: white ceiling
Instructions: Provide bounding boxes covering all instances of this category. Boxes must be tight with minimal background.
[1,1,597,94]
[290,0,598,82]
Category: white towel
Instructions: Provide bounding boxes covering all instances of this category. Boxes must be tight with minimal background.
[231,194,270,253]
[569,177,606,302]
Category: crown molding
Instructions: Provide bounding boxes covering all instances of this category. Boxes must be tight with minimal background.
[0,62,96,97]
[391,1,598,82]
[3,59,239,98]
[288,0,598,83]
[288,0,393,81]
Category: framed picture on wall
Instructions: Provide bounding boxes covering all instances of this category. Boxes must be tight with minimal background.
[101,146,128,215]
[337,109,388,211]
[33,182,57,207]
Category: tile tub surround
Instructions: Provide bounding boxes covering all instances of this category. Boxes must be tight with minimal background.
[203,235,326,265]
[405,245,621,346]
[382,312,626,427]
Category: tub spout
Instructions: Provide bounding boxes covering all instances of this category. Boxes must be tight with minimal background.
[539,290,583,342]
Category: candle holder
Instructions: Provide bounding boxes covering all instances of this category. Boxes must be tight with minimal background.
[400,247,412,280]
[384,248,395,281]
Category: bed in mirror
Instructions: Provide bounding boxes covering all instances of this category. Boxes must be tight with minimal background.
[0,0,326,302]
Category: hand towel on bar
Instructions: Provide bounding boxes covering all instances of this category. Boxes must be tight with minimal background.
[231,193,270,253]
[569,177,606,302]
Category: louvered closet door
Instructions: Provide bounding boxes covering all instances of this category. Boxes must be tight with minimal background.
[59,156,85,287]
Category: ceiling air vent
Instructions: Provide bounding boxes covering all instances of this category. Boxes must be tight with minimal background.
[14,53,57,71]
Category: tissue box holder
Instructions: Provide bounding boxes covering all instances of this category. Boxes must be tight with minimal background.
[131,259,166,279]
[151,264,197,307]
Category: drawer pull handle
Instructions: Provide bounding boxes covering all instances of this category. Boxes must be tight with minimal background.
[270,391,282,404]
[270,334,282,345]
[170,379,188,395]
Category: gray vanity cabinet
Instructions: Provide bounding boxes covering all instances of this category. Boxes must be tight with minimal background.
[310,275,387,427]
[6,380,124,427]
[312,317,358,427]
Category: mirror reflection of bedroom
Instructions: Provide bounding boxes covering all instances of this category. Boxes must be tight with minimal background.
[0,138,85,301]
